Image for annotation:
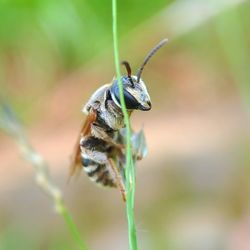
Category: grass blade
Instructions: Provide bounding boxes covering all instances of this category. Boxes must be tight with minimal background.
[112,1,138,250]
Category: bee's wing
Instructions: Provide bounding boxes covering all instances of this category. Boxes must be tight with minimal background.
[68,110,97,180]
[119,128,148,160]
[131,129,148,160]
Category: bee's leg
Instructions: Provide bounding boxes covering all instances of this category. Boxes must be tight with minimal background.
[80,136,126,201]
[80,136,116,188]
[82,149,126,199]
[90,124,125,151]
[108,158,126,202]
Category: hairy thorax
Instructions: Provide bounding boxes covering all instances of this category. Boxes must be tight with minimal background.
[98,99,125,131]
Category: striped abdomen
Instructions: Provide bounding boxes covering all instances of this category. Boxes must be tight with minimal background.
[81,154,116,187]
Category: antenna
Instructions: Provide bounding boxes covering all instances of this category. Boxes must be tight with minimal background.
[121,61,134,87]
[136,38,168,83]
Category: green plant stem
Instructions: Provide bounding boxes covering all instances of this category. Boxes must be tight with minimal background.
[56,197,88,250]
[112,1,138,250]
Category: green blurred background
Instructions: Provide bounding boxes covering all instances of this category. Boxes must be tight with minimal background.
[1,0,250,249]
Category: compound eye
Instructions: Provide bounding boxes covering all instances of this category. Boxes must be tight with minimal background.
[116,89,140,109]
[124,90,140,109]
[111,80,140,109]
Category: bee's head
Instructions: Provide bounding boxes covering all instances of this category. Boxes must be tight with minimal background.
[110,69,151,111]
[110,39,168,111]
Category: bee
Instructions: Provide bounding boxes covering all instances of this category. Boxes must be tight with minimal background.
[70,39,168,201]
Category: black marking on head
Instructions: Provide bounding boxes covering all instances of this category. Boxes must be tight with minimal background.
[137,38,168,83]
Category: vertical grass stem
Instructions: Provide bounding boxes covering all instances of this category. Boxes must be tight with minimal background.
[112,1,138,250]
